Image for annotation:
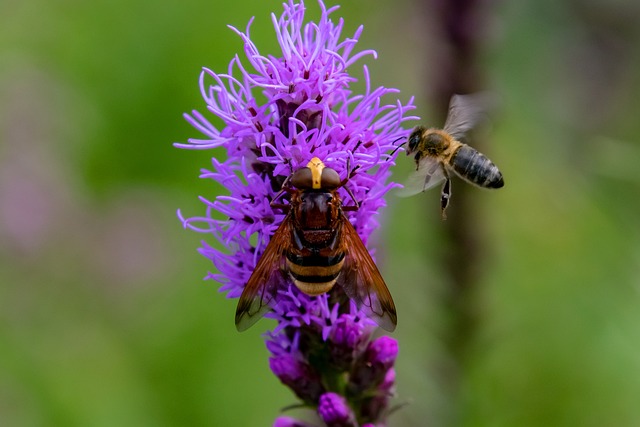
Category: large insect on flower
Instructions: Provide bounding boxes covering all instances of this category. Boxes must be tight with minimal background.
[235,157,397,332]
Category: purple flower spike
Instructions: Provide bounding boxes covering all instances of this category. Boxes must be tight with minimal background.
[318,393,357,427]
[349,336,399,393]
[273,417,316,427]
[329,313,373,370]
[368,336,399,367]
[269,355,325,404]
[359,368,396,424]
[379,368,396,394]
[178,1,416,425]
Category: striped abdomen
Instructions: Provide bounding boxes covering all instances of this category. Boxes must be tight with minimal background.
[286,251,345,296]
[451,145,504,188]
[288,191,346,296]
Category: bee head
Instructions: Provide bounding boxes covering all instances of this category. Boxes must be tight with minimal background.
[407,126,426,154]
[290,157,341,190]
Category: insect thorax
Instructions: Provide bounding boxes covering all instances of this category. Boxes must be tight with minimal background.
[423,129,451,156]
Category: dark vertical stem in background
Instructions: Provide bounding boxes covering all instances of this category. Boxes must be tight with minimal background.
[420,0,492,425]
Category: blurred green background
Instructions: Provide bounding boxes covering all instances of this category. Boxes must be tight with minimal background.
[2,0,640,426]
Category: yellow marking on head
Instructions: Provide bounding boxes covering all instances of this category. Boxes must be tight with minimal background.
[307,157,325,189]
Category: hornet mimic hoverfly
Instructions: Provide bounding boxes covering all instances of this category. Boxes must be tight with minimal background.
[235,157,397,332]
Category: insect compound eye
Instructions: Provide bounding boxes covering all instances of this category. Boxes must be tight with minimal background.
[290,167,313,189]
[320,167,341,190]
[408,131,421,152]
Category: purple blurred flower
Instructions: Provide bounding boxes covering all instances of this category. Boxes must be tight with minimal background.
[318,393,357,427]
[349,336,399,392]
[274,417,316,427]
[328,311,372,370]
[177,1,416,425]
[359,368,396,423]
[269,354,325,404]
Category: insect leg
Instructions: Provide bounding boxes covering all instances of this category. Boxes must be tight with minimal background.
[421,161,441,191]
[440,168,451,220]
[340,156,361,211]
[270,160,296,211]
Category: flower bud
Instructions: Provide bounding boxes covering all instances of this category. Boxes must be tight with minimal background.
[269,355,324,404]
[318,392,357,427]
[328,315,371,370]
[348,336,398,393]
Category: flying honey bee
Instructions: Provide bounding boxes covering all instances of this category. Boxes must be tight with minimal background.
[235,157,397,332]
[400,93,504,218]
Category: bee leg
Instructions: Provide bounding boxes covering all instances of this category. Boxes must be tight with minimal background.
[413,152,423,170]
[340,156,361,211]
[341,186,360,212]
[270,202,291,212]
[343,155,362,182]
[421,161,441,192]
[440,172,451,220]
[271,187,288,206]
[270,170,296,212]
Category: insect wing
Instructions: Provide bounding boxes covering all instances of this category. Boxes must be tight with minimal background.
[337,217,397,331]
[443,92,497,140]
[397,157,446,197]
[235,215,293,331]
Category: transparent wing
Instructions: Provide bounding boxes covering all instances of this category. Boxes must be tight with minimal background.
[235,215,293,331]
[443,92,497,140]
[337,218,397,332]
[397,157,446,197]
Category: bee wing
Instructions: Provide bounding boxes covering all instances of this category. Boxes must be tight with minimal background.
[337,217,397,332]
[235,215,293,332]
[397,157,446,197]
[443,92,497,140]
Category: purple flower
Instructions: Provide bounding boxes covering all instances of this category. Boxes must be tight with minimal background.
[273,417,316,427]
[349,336,399,393]
[328,312,373,370]
[177,1,416,425]
[318,393,357,427]
[269,354,325,404]
[359,368,396,424]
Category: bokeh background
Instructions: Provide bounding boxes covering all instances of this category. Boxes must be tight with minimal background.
[2,0,640,426]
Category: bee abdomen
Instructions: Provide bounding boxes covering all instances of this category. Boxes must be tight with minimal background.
[286,253,345,296]
[452,145,504,188]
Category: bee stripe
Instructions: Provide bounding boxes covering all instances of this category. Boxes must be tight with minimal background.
[289,261,341,295]
[452,145,503,188]
[287,252,345,267]
[293,279,337,296]
[291,272,341,283]
[287,259,344,279]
